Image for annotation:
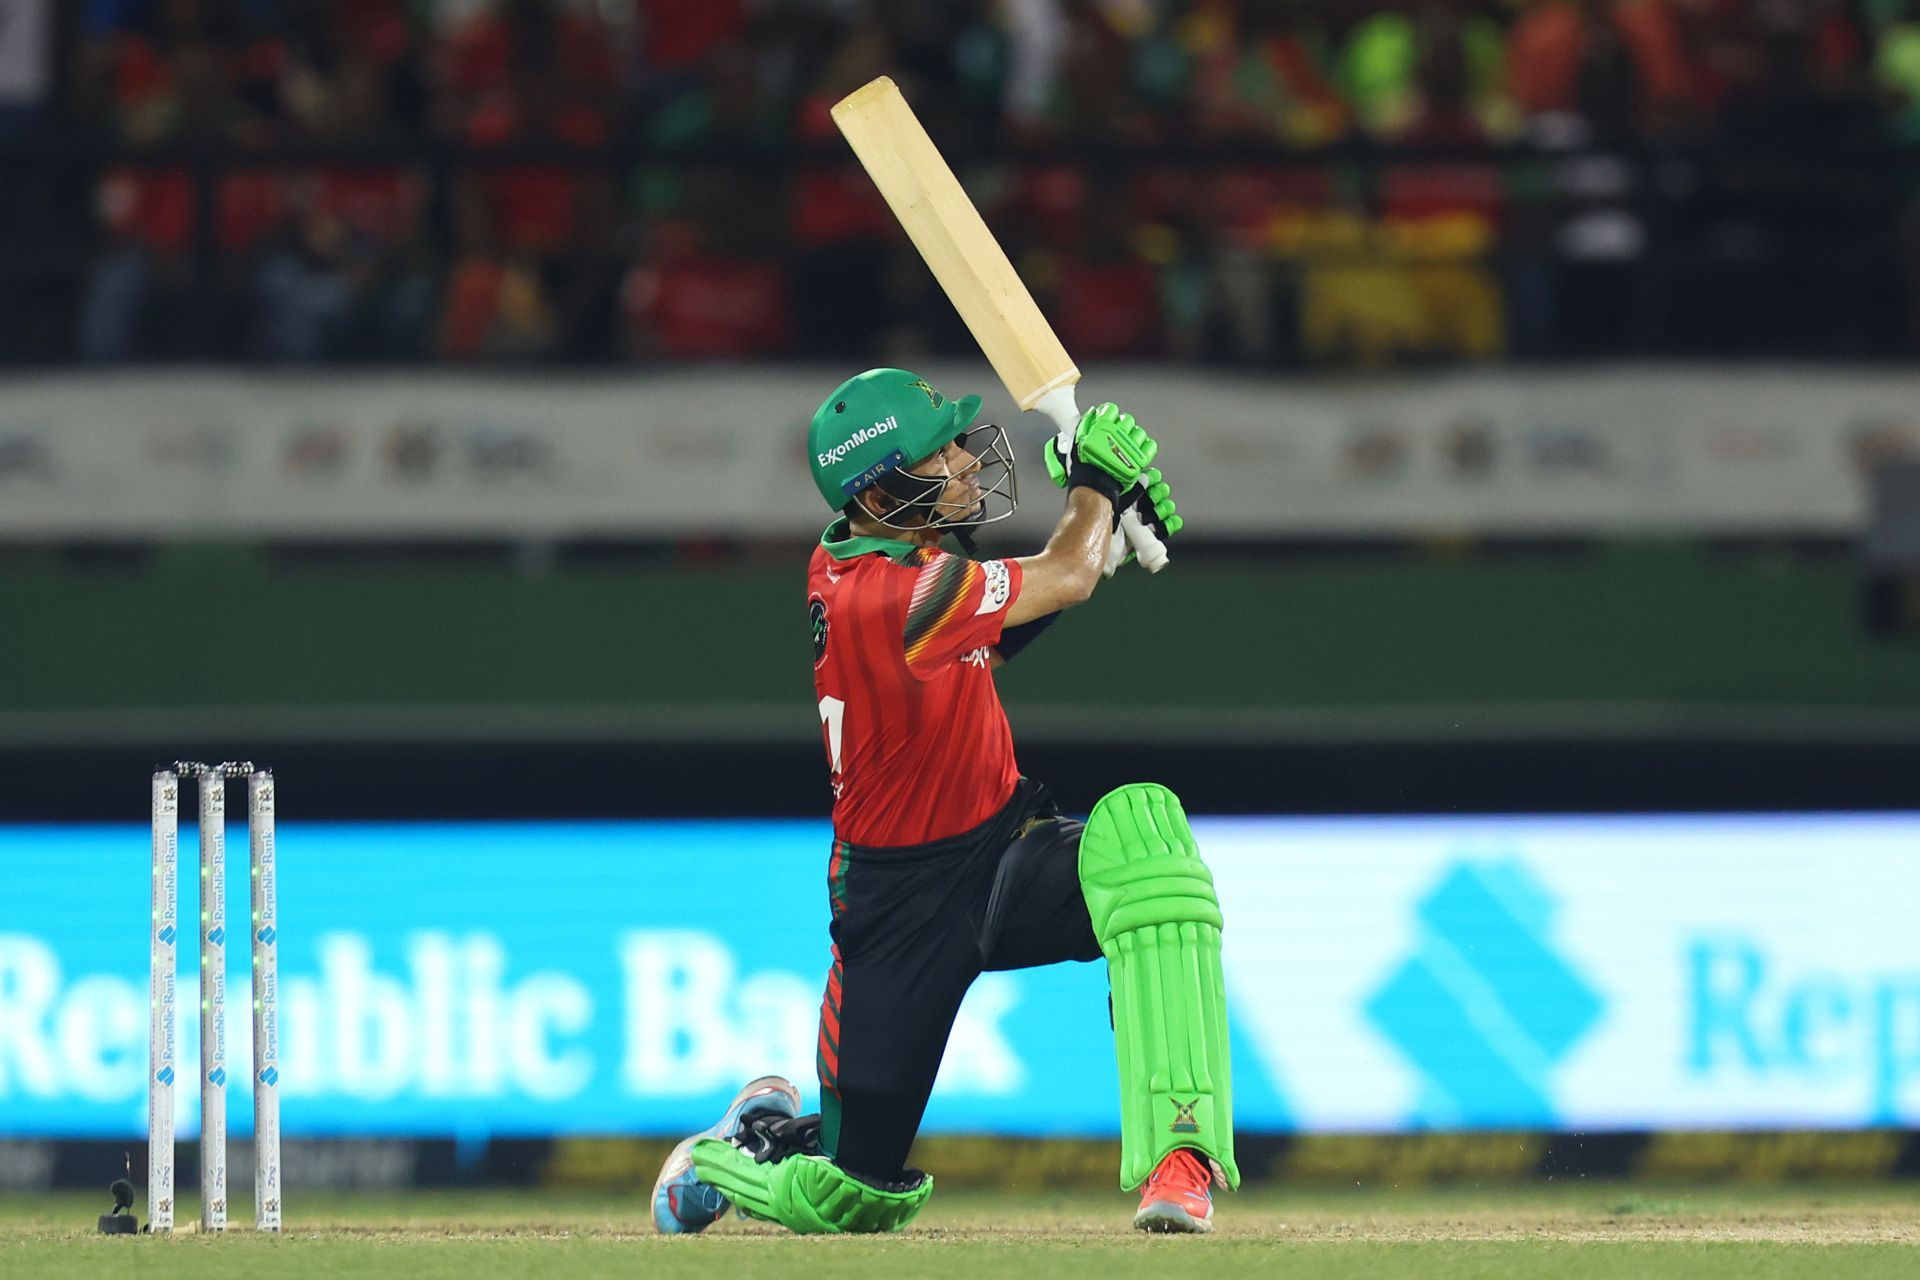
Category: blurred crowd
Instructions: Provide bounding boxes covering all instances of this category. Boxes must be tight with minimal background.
[3,0,1920,365]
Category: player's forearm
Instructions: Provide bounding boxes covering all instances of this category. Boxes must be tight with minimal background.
[1054,486,1116,571]
[1008,488,1111,622]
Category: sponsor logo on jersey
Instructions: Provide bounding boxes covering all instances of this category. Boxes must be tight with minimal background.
[818,415,900,468]
[975,559,1011,615]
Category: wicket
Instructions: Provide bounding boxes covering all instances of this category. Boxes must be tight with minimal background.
[149,761,281,1234]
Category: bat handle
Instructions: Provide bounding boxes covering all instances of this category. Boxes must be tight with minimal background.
[1031,385,1082,455]
[1030,385,1170,575]
[1121,506,1169,573]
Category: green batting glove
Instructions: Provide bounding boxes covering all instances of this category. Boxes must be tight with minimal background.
[1139,467,1184,538]
[1075,402,1158,488]
[1044,433,1071,489]
[1106,467,1183,573]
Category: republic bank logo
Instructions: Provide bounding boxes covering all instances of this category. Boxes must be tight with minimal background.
[1365,859,1602,1126]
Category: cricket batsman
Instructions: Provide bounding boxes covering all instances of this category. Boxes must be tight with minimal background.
[651,368,1235,1235]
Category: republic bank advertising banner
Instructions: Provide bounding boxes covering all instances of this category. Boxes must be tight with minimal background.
[2,814,1917,1137]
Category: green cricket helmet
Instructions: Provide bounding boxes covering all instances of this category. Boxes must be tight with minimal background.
[807,368,1018,531]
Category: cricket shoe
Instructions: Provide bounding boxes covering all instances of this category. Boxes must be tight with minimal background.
[1133,1148,1214,1234]
[651,1074,803,1234]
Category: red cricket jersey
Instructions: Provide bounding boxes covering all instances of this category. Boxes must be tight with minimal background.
[808,521,1024,847]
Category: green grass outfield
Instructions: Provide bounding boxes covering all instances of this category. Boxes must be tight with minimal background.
[6,1184,1918,1279]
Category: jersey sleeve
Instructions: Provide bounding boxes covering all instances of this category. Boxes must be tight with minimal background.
[900,552,1022,678]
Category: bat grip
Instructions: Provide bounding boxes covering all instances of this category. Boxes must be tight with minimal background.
[1121,507,1169,573]
[1031,384,1169,574]
[1031,385,1082,454]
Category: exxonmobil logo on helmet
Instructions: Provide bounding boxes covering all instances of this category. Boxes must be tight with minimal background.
[819,416,900,468]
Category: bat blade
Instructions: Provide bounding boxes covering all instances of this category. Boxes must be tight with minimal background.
[832,76,1168,574]
[830,76,1078,411]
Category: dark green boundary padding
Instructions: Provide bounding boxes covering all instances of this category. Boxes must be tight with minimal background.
[532,1129,1914,1189]
[3,542,1914,716]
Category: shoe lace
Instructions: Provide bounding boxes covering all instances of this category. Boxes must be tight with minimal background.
[1148,1149,1210,1198]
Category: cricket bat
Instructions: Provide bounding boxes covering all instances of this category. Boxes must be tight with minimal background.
[830,76,1167,573]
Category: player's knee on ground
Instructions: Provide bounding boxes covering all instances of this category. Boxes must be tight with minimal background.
[691,1139,933,1235]
[1079,782,1240,1191]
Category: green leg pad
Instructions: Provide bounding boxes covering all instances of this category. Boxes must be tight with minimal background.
[1080,783,1239,1191]
[690,1139,933,1234]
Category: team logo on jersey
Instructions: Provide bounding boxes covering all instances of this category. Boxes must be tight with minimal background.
[907,378,944,409]
[809,595,829,667]
[975,559,1011,615]
[1169,1098,1201,1134]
